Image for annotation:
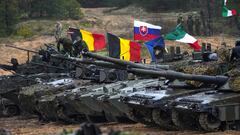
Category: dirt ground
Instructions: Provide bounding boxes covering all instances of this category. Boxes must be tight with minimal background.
[0,116,240,135]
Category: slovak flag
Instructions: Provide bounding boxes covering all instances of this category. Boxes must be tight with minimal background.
[134,20,162,41]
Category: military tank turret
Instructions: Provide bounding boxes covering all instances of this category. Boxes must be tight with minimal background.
[18,78,76,116]
[105,79,162,122]
[119,67,229,129]
[80,80,139,122]
[169,68,240,131]
[36,82,104,123]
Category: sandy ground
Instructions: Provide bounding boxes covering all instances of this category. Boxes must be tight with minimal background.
[1,116,240,135]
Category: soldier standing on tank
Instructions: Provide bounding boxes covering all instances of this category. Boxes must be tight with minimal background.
[177,14,184,25]
[194,16,201,36]
[217,42,231,74]
[57,37,73,56]
[54,22,63,42]
[187,15,194,35]
[73,36,89,57]
[231,40,240,62]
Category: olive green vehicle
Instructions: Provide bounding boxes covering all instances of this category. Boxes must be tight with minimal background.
[108,79,163,122]
[36,82,106,123]
[120,67,229,129]
[80,80,139,122]
[0,96,20,117]
[18,78,76,116]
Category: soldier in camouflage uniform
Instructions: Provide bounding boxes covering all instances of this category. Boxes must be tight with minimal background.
[194,16,201,36]
[177,14,184,25]
[57,38,73,56]
[187,15,194,35]
[217,42,231,63]
[73,36,89,57]
[216,42,231,74]
[54,22,63,42]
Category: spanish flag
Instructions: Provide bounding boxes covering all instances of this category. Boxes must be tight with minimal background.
[107,33,141,62]
[68,28,106,52]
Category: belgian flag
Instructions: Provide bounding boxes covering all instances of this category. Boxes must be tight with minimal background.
[107,33,142,62]
[68,28,106,51]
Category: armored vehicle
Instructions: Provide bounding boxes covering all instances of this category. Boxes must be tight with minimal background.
[105,79,162,122]
[36,82,105,123]
[120,67,228,129]
[0,96,20,117]
[80,80,139,122]
[18,78,76,116]
[169,68,240,131]
[4,44,68,75]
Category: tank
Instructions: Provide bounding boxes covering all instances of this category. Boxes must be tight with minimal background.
[0,96,20,117]
[119,67,229,129]
[169,90,240,131]
[18,78,76,116]
[105,79,162,122]
[0,73,70,104]
[4,44,68,75]
[51,54,131,82]
[82,51,170,70]
[36,82,105,123]
[79,80,137,122]
[168,68,240,131]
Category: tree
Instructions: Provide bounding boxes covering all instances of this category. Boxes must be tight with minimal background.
[0,0,19,36]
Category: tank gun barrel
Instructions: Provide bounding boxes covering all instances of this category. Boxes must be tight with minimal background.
[82,51,169,70]
[51,55,126,70]
[5,44,38,53]
[128,68,229,85]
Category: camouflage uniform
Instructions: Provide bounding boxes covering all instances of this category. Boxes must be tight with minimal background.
[73,37,89,57]
[194,17,201,36]
[217,42,231,63]
[177,15,184,25]
[187,15,194,35]
[57,38,73,56]
[54,22,62,41]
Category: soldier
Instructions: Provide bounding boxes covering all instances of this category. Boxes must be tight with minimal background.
[217,42,231,63]
[153,46,165,63]
[54,22,63,41]
[177,14,184,25]
[194,16,201,36]
[231,40,240,61]
[57,37,73,56]
[73,36,89,57]
[187,15,194,35]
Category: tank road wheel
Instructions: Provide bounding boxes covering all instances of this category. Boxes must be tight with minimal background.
[152,109,177,130]
[127,108,154,126]
[198,113,221,131]
[171,110,182,129]
[2,105,20,117]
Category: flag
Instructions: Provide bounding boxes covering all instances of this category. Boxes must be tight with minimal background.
[68,28,106,51]
[107,33,142,62]
[222,0,237,17]
[134,20,162,41]
[144,37,165,61]
[165,25,201,51]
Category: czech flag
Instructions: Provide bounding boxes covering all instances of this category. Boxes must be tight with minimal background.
[134,20,162,41]
[68,28,106,52]
[108,33,142,62]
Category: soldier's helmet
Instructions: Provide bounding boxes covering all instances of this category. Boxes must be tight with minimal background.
[235,39,240,46]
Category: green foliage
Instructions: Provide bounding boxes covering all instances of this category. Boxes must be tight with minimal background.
[15,25,33,38]
[0,0,19,37]
[28,0,83,19]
